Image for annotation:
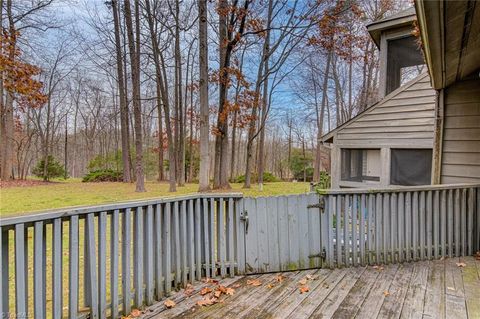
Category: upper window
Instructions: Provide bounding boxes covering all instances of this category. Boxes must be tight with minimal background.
[341,149,380,183]
[390,149,432,186]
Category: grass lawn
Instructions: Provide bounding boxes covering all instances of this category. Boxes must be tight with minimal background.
[0,179,311,217]
[1,179,311,317]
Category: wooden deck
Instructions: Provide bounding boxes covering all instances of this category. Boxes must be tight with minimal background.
[141,257,480,319]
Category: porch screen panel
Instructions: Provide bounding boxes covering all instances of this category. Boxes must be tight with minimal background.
[390,149,432,185]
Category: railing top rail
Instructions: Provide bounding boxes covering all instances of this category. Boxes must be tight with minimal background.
[0,192,243,227]
[316,183,480,195]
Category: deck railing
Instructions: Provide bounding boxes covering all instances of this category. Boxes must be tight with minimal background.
[0,194,243,319]
[1,184,478,319]
[318,184,479,268]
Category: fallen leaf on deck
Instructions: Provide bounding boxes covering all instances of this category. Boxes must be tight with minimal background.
[203,278,219,284]
[383,291,390,297]
[276,274,285,282]
[306,274,318,280]
[447,286,455,291]
[200,287,213,295]
[214,290,222,298]
[267,283,275,289]
[130,309,142,317]
[164,299,176,309]
[184,284,194,296]
[373,265,384,271]
[299,285,310,294]
[456,262,466,268]
[298,278,308,285]
[232,283,242,288]
[247,279,262,286]
[197,295,217,307]
[225,287,235,295]
[475,251,480,260]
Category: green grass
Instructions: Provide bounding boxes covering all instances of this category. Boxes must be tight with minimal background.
[1,179,311,317]
[0,180,311,217]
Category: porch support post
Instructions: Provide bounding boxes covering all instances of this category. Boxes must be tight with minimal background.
[432,89,444,184]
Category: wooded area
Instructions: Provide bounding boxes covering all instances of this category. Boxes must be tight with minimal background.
[0,0,409,191]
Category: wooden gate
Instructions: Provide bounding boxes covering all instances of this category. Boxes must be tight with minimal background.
[243,193,326,274]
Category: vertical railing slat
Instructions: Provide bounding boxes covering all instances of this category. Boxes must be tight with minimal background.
[188,200,195,283]
[53,218,63,319]
[227,198,235,277]
[86,213,99,318]
[390,193,397,263]
[344,195,350,267]
[327,195,334,268]
[375,194,382,264]
[0,228,8,317]
[467,188,474,255]
[426,191,433,260]
[352,195,358,266]
[15,224,26,317]
[154,204,164,299]
[398,193,404,263]
[383,193,389,264]
[164,203,172,294]
[359,194,366,266]
[367,194,374,265]
[336,195,342,267]
[447,190,454,257]
[180,201,188,286]
[202,199,210,278]
[405,192,412,262]
[454,189,461,257]
[461,189,467,256]
[209,198,215,277]
[440,191,447,257]
[98,212,107,319]
[34,221,45,318]
[218,198,226,277]
[145,205,154,304]
[111,210,119,318]
[69,216,79,319]
[172,201,181,287]
[134,207,144,307]
[419,191,426,260]
[433,191,440,259]
[122,209,132,315]
[194,199,202,279]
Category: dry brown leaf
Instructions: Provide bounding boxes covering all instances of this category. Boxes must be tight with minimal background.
[196,295,217,307]
[267,283,276,289]
[383,291,390,297]
[225,287,235,295]
[299,285,310,294]
[447,286,455,291]
[130,309,142,317]
[217,285,227,293]
[456,262,467,268]
[373,265,384,271]
[200,287,213,295]
[232,283,242,288]
[214,290,222,298]
[202,278,219,284]
[247,279,262,286]
[164,299,176,309]
[474,251,480,260]
[184,284,194,296]
[306,274,317,280]
[276,274,285,282]
[298,278,308,285]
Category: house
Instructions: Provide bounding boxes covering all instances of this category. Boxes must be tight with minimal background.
[322,8,438,188]
[415,0,480,185]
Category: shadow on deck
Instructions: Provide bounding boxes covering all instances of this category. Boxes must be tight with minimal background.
[141,256,480,319]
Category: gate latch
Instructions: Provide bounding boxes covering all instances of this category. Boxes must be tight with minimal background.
[240,210,249,234]
[307,197,325,213]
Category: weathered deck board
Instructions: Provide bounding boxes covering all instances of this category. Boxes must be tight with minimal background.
[143,257,480,319]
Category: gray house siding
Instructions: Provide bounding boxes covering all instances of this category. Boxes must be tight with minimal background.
[441,77,480,183]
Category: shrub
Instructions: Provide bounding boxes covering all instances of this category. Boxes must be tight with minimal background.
[32,156,66,180]
[82,169,123,182]
[233,172,280,183]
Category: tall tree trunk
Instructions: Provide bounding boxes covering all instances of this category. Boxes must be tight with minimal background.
[313,50,331,182]
[145,0,176,191]
[174,0,185,186]
[198,0,210,191]
[111,0,132,182]
[257,46,270,190]
[124,0,145,192]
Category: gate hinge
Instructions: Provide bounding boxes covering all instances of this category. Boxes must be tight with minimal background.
[240,210,249,234]
[307,197,325,213]
[308,249,326,261]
